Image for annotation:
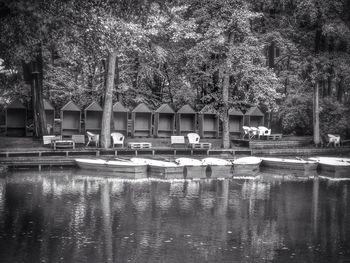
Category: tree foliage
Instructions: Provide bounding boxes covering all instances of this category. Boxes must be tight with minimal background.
[1,0,350,142]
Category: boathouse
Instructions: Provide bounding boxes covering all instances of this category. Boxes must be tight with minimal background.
[244,106,264,127]
[229,108,244,137]
[176,104,197,136]
[44,99,55,134]
[198,106,219,138]
[5,100,27,137]
[131,103,153,137]
[60,101,81,135]
[113,102,129,136]
[84,101,103,134]
[154,104,175,138]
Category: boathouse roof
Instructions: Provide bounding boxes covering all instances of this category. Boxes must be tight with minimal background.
[132,102,152,113]
[7,100,26,109]
[199,105,217,114]
[228,108,244,116]
[177,104,196,114]
[85,101,103,111]
[155,104,175,114]
[113,102,129,112]
[43,99,54,110]
[61,101,80,111]
[244,106,264,116]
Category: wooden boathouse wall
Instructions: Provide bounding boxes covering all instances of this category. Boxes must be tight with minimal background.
[131,103,153,137]
[113,102,129,136]
[84,101,103,134]
[244,106,264,127]
[228,108,244,137]
[198,106,219,138]
[154,104,175,138]
[6,100,27,137]
[176,104,197,136]
[60,101,81,136]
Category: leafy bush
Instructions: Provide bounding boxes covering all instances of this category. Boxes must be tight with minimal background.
[320,98,350,138]
[278,95,313,135]
[279,95,350,138]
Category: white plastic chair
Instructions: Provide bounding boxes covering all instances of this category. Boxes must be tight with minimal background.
[250,127,259,138]
[327,134,340,147]
[258,126,271,138]
[111,132,125,148]
[187,133,211,149]
[187,133,212,149]
[187,133,200,147]
[242,126,252,139]
[86,131,100,147]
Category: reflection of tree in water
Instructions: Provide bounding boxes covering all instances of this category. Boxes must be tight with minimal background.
[0,177,5,216]
[315,180,350,260]
[1,171,350,262]
[229,180,282,261]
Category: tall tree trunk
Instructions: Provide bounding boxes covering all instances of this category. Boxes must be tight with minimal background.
[25,44,47,138]
[32,66,47,137]
[327,76,332,96]
[222,68,230,149]
[101,50,118,148]
[337,78,343,102]
[313,82,320,145]
[268,41,275,68]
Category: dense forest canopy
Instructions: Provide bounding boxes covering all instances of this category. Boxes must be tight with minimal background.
[0,0,350,144]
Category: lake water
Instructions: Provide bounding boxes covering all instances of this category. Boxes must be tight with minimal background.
[0,169,349,263]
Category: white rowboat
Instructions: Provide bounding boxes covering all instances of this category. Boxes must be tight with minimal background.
[75,158,148,179]
[232,156,261,176]
[130,158,184,179]
[201,158,233,178]
[175,157,207,179]
[309,157,350,178]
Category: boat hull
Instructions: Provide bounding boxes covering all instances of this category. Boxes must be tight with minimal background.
[206,165,233,179]
[232,157,261,177]
[148,165,185,179]
[75,159,148,179]
[318,163,350,178]
[201,158,233,179]
[131,158,185,179]
[183,166,208,179]
[233,163,260,177]
[175,158,207,179]
[260,167,318,178]
[261,158,318,174]
[309,157,350,178]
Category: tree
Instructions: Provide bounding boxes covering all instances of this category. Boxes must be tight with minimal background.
[0,0,67,137]
[184,0,282,148]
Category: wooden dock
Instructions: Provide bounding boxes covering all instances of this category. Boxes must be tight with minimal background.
[0,147,252,169]
[231,138,310,149]
[253,147,350,156]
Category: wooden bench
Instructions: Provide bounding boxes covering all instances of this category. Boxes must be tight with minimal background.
[72,134,85,144]
[171,136,186,148]
[341,139,350,146]
[191,142,212,149]
[128,142,152,149]
[52,139,75,150]
[43,135,62,145]
[262,134,282,140]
